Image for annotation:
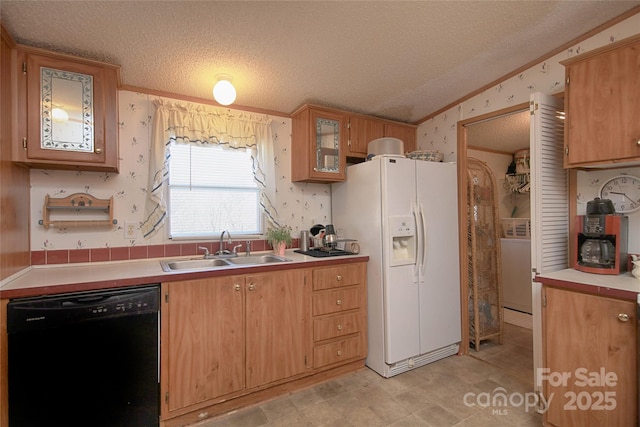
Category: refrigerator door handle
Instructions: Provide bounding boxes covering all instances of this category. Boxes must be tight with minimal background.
[412,201,421,283]
[418,202,428,282]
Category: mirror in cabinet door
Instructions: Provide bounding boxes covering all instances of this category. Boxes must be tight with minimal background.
[15,48,120,172]
[316,115,341,174]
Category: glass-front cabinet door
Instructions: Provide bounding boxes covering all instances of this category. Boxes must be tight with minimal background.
[291,105,346,183]
[15,48,120,172]
[314,116,341,175]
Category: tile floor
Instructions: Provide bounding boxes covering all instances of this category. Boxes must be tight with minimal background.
[194,323,540,426]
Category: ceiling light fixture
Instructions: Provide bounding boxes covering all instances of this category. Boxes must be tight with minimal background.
[213,75,236,106]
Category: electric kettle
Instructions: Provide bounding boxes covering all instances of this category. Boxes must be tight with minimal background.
[324,224,338,248]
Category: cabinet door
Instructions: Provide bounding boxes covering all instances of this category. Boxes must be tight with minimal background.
[348,116,383,157]
[245,270,310,389]
[309,109,346,181]
[18,50,119,172]
[564,37,640,166]
[163,277,244,413]
[291,106,347,183]
[543,286,637,426]
[384,122,416,153]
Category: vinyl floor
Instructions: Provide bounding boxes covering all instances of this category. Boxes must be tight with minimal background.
[194,323,539,426]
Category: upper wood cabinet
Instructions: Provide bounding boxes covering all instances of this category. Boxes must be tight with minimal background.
[561,34,640,168]
[13,46,120,172]
[291,105,347,183]
[383,122,416,154]
[346,116,417,158]
[346,115,384,157]
[292,104,417,182]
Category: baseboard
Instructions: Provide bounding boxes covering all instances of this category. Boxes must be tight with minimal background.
[503,308,532,329]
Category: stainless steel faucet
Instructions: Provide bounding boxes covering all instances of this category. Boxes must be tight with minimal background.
[198,246,211,258]
[217,230,232,255]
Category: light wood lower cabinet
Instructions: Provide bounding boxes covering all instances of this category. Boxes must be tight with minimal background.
[244,270,309,389]
[312,263,367,369]
[161,269,310,421]
[160,261,367,425]
[542,285,637,426]
[163,275,245,413]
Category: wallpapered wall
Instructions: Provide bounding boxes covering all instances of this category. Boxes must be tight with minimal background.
[30,13,640,252]
[417,13,640,160]
[416,13,640,253]
[30,92,331,251]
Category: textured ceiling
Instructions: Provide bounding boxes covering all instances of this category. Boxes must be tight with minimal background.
[1,1,639,124]
[466,109,530,153]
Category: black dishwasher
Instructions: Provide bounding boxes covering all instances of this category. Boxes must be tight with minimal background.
[7,285,160,427]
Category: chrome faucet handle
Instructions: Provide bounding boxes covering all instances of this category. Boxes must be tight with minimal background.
[232,244,243,255]
[198,246,210,258]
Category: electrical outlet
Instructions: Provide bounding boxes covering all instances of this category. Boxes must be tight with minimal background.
[124,221,138,239]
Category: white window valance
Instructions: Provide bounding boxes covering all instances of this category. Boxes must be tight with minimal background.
[141,98,278,239]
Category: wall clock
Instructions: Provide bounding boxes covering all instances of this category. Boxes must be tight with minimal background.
[598,175,640,213]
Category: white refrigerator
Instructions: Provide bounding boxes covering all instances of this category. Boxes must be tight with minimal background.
[332,156,461,378]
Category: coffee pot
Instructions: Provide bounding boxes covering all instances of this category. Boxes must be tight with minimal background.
[574,198,628,275]
[579,239,615,266]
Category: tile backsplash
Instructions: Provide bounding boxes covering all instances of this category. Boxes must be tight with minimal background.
[29,238,301,266]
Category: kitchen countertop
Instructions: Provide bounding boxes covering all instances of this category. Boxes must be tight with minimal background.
[535,268,640,301]
[0,250,369,299]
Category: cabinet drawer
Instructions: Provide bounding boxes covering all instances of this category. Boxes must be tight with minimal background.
[313,336,361,368]
[312,288,359,316]
[313,313,361,342]
[312,264,364,291]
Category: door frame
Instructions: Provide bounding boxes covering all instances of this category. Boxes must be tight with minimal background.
[456,102,529,355]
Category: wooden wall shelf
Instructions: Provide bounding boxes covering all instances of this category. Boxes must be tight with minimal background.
[39,193,116,229]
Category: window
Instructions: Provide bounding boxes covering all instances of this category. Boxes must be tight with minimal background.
[168,143,261,238]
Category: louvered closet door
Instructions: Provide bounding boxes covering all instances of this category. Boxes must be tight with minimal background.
[529,92,568,399]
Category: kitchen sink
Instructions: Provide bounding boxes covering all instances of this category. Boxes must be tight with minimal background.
[160,254,291,272]
[226,255,291,265]
[160,258,232,272]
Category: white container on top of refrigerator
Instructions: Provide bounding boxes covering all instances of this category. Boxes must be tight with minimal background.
[332,156,461,378]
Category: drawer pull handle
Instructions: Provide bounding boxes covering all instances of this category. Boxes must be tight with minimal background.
[618,313,630,322]
[248,283,256,291]
[336,299,342,305]
[337,350,342,356]
[336,275,343,281]
[234,284,241,291]
[337,324,343,331]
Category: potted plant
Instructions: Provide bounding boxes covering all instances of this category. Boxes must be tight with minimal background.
[265,224,292,256]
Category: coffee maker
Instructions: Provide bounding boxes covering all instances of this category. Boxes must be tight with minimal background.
[575,197,628,275]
